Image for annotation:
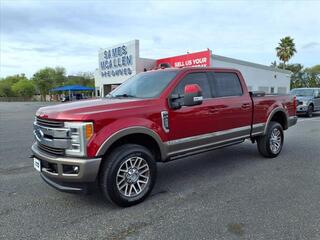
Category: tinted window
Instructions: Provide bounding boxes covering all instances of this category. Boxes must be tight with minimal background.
[211,72,243,97]
[173,72,211,98]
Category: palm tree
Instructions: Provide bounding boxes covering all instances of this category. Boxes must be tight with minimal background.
[275,36,297,69]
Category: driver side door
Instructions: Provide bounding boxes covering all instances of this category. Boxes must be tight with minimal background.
[168,72,213,140]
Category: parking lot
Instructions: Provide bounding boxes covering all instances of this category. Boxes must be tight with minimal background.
[0,102,320,240]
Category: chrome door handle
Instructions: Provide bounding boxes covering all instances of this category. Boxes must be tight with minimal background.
[241,103,251,109]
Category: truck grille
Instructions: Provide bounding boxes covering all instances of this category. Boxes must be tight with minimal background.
[36,117,64,128]
[38,143,65,156]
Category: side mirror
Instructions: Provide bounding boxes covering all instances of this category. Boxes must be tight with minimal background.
[183,84,203,106]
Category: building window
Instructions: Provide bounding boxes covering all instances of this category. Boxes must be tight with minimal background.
[95,87,100,97]
[270,87,275,94]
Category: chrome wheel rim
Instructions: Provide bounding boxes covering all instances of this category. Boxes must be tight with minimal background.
[269,128,282,154]
[116,156,150,197]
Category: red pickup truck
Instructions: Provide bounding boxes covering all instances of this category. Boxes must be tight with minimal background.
[32,67,297,207]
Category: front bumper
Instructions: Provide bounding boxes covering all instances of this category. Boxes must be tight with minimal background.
[31,143,101,192]
[296,105,308,114]
[288,116,298,127]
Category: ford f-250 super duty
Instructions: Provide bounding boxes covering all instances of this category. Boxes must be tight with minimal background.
[32,67,297,207]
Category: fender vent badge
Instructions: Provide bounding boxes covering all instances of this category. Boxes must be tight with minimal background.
[161,111,169,133]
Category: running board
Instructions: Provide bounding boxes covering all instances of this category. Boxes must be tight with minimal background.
[166,139,245,161]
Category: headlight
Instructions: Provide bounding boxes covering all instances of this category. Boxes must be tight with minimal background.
[302,101,309,106]
[64,122,94,157]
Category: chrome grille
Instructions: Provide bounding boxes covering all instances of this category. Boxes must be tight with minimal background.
[36,117,64,128]
[38,143,65,156]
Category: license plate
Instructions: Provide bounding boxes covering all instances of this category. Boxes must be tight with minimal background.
[34,158,41,172]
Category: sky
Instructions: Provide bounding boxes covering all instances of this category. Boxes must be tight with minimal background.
[1,0,320,78]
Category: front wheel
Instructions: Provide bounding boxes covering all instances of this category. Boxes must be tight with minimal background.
[99,144,157,207]
[306,105,313,118]
[257,121,284,158]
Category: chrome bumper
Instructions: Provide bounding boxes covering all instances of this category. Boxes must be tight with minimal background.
[31,143,101,183]
[296,105,308,113]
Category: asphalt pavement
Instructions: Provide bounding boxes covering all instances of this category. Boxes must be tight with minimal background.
[0,102,320,240]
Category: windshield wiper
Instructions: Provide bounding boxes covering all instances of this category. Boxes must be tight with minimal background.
[114,94,136,98]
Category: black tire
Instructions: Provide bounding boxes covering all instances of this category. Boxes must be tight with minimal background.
[257,121,284,158]
[99,144,157,207]
[306,105,313,118]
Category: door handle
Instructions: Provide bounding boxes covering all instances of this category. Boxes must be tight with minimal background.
[209,107,220,113]
[241,103,251,109]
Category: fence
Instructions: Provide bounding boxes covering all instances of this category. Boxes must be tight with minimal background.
[0,97,34,102]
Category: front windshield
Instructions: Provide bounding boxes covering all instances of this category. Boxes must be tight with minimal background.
[107,70,178,99]
[291,89,314,96]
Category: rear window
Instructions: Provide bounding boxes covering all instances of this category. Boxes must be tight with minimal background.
[211,72,243,97]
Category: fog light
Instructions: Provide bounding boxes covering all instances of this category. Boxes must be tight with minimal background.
[73,166,79,173]
[62,165,80,174]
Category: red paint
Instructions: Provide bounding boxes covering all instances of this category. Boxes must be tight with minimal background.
[36,67,296,158]
[156,50,211,68]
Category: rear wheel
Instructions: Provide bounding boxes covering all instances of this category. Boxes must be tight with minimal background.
[306,105,313,118]
[99,144,157,207]
[257,121,284,158]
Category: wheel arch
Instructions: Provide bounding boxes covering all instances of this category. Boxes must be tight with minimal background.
[309,102,314,109]
[264,108,289,134]
[96,127,167,162]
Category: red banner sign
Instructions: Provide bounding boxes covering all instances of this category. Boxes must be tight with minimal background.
[156,49,211,68]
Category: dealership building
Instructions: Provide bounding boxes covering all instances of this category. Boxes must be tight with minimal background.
[94,40,291,97]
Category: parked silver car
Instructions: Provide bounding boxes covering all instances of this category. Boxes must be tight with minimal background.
[291,88,320,117]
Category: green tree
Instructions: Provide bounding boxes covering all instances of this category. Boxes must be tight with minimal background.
[304,65,320,87]
[279,63,320,89]
[54,66,67,86]
[0,74,28,97]
[66,72,94,87]
[32,67,67,100]
[0,81,13,97]
[270,61,277,67]
[306,65,320,74]
[282,63,305,89]
[276,36,297,68]
[11,80,36,97]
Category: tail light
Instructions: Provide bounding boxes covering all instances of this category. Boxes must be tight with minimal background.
[293,96,297,113]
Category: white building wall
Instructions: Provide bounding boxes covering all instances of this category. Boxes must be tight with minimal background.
[95,40,156,96]
[136,58,156,72]
[211,55,291,94]
[95,41,292,96]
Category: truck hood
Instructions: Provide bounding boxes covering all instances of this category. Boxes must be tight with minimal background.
[36,98,156,120]
[296,96,313,102]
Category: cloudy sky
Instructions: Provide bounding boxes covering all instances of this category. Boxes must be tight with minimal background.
[1,0,319,78]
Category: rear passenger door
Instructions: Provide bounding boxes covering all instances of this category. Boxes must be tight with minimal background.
[207,71,252,133]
